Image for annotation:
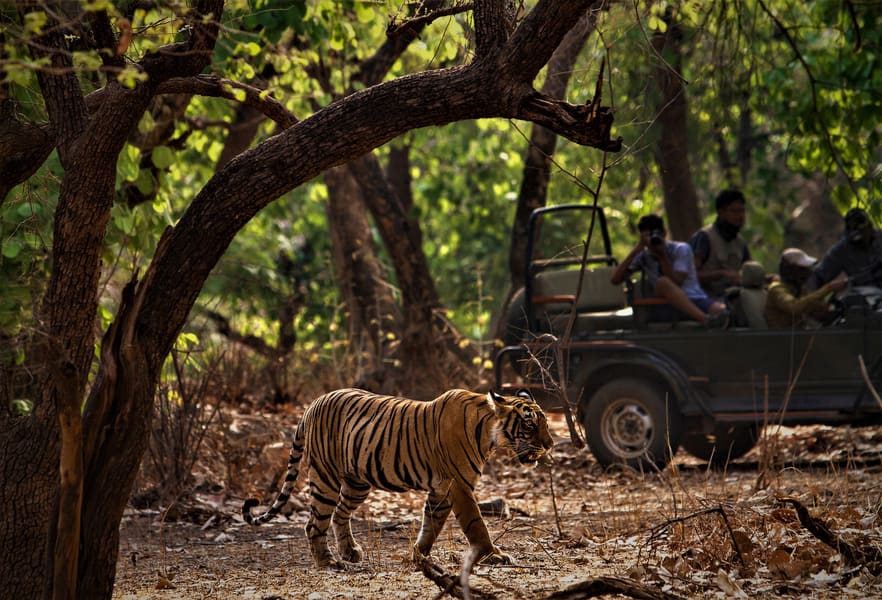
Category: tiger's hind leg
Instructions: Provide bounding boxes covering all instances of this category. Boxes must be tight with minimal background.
[411,489,454,562]
[332,477,371,563]
[305,466,343,569]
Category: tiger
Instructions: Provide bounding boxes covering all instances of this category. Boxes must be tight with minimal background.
[242,387,554,569]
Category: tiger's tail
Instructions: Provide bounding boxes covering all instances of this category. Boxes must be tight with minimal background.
[242,420,306,525]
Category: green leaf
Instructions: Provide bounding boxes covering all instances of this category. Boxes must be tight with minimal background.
[11,399,33,416]
[2,239,22,259]
[24,11,47,34]
[151,146,175,169]
[118,145,140,181]
[245,41,261,56]
[135,169,155,196]
[16,202,40,217]
[354,2,373,24]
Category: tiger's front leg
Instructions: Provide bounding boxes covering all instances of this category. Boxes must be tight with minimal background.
[450,483,512,565]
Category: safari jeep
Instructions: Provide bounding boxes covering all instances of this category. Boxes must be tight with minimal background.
[494,204,882,469]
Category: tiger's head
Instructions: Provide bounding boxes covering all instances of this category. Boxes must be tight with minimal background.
[488,389,554,466]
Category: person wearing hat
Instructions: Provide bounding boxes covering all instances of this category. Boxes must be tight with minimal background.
[611,214,730,328]
[766,248,848,329]
[808,207,882,290]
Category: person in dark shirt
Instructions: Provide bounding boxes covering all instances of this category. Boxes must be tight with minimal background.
[689,189,751,299]
[808,207,882,290]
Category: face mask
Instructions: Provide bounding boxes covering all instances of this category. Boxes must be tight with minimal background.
[845,211,870,244]
[848,228,866,243]
[716,217,741,241]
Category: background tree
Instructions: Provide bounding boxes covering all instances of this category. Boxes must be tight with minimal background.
[0,1,619,598]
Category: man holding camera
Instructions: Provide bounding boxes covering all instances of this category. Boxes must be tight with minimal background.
[611,214,730,328]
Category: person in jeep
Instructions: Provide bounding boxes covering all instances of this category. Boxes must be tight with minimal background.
[689,189,751,300]
[808,207,882,290]
[766,248,848,329]
[610,214,729,328]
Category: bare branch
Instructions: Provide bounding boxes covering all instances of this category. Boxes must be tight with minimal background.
[157,76,298,128]
[858,354,882,409]
[500,0,601,82]
[780,496,882,569]
[386,2,473,39]
[416,555,496,600]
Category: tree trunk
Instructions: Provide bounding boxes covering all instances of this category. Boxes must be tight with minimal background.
[0,408,60,599]
[324,165,402,391]
[650,22,701,241]
[385,144,414,212]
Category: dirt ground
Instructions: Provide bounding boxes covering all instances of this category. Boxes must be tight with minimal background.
[113,410,882,600]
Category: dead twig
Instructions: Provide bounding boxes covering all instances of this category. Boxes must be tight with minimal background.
[779,496,882,570]
[547,463,563,537]
[858,354,882,410]
[649,506,746,566]
[387,3,474,38]
[546,575,687,600]
[418,555,495,600]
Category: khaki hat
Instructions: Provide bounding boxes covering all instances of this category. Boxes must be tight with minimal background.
[780,248,817,268]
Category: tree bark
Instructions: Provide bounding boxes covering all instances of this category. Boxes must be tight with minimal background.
[650,21,701,241]
[324,166,402,391]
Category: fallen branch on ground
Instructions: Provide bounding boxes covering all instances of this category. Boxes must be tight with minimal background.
[780,496,882,572]
[545,575,687,599]
[418,556,496,600]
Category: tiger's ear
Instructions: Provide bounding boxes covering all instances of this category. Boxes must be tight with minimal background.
[487,389,507,414]
[516,389,534,401]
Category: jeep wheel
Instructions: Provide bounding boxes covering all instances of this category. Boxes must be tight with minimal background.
[582,378,682,470]
[681,423,759,467]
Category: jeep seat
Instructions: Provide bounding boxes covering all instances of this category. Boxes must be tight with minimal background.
[531,266,633,334]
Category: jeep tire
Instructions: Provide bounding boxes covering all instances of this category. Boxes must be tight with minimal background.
[582,378,682,470]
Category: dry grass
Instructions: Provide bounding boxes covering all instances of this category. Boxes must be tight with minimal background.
[115,409,882,599]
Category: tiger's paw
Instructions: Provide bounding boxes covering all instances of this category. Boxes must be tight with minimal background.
[410,544,430,566]
[316,558,349,571]
[477,548,513,565]
[339,543,364,563]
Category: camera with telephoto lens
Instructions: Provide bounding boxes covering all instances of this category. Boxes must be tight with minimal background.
[649,229,664,246]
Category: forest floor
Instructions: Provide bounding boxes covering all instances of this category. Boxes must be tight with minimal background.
[113,406,882,600]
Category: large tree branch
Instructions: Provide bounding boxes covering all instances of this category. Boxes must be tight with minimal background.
[0,73,296,202]
[137,45,621,369]
[500,0,602,84]
[359,0,450,87]
[84,0,224,159]
[20,0,90,162]
[516,90,621,150]
[0,116,53,204]
[473,0,515,57]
